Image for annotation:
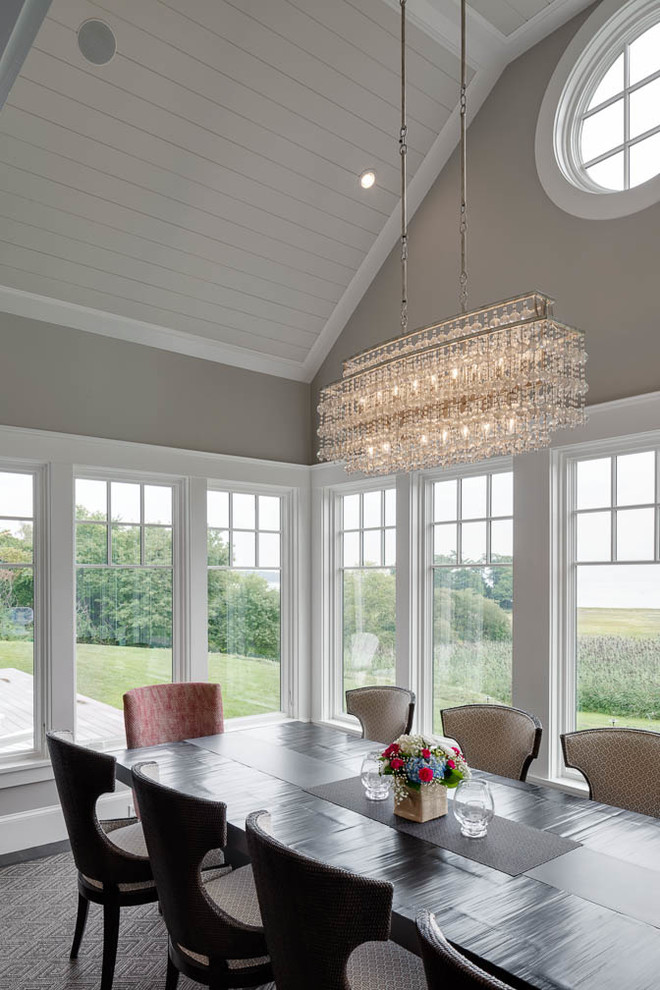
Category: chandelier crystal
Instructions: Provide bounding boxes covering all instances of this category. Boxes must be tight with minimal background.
[317,0,588,477]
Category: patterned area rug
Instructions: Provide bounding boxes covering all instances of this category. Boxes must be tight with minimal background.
[0,851,275,990]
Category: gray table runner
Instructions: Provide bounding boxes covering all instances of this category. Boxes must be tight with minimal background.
[308,777,579,877]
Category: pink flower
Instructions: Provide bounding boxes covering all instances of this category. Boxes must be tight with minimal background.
[390,757,404,770]
[382,743,400,758]
[421,748,431,760]
[418,766,434,783]
[452,746,460,754]
[447,759,456,770]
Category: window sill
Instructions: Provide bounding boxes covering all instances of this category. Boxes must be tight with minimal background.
[224,711,297,732]
[0,757,53,789]
[526,772,589,797]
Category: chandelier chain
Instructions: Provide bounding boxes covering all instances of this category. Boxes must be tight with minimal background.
[459,0,468,314]
[400,0,409,334]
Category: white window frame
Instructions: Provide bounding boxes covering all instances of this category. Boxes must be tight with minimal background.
[419,457,514,736]
[555,429,660,779]
[72,468,185,748]
[206,481,295,724]
[0,459,47,767]
[536,0,660,219]
[326,474,399,728]
[0,426,309,785]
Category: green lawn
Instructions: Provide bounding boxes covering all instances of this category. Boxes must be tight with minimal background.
[578,608,660,637]
[0,640,280,720]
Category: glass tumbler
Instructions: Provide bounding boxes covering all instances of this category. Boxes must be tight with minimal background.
[360,751,392,801]
[453,779,495,838]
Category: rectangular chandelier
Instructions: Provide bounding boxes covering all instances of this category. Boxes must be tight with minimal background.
[317,291,588,476]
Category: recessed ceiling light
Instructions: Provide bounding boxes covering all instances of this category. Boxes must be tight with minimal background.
[359,170,376,189]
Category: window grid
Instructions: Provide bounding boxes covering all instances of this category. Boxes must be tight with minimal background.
[207,492,282,572]
[75,480,173,570]
[574,450,660,564]
[340,489,396,570]
[580,27,660,186]
[432,472,513,569]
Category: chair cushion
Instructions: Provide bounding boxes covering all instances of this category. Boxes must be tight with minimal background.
[105,821,148,857]
[346,940,427,989]
[203,864,262,928]
[82,873,156,892]
[177,865,266,970]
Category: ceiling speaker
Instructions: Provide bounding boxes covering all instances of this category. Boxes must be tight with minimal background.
[77,19,116,65]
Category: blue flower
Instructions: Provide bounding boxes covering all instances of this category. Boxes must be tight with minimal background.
[405,754,446,785]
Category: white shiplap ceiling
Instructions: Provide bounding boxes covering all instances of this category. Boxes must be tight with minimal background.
[0,0,595,381]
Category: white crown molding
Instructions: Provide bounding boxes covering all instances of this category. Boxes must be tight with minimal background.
[0,285,309,382]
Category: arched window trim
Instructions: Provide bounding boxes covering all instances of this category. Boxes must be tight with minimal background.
[536,0,660,219]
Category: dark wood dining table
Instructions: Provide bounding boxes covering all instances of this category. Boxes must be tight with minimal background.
[114,721,660,990]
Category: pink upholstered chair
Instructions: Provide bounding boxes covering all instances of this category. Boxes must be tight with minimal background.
[123,682,224,750]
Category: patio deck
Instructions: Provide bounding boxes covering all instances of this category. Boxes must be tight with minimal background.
[0,667,125,754]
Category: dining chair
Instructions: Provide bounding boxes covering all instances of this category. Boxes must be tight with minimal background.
[561,727,660,816]
[440,704,542,781]
[123,682,224,749]
[245,809,427,989]
[46,731,157,990]
[131,762,272,990]
[416,910,513,989]
[345,685,416,744]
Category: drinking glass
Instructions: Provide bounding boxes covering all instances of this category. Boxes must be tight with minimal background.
[360,751,392,801]
[453,779,494,838]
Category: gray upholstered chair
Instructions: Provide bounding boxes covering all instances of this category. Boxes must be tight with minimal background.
[416,911,513,989]
[246,809,426,989]
[345,686,415,744]
[46,731,157,990]
[561,728,660,817]
[131,762,272,990]
[440,704,542,781]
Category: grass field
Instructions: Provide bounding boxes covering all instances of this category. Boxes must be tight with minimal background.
[578,608,660,637]
[0,640,280,720]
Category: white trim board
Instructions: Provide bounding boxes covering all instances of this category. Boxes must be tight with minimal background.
[0,790,129,856]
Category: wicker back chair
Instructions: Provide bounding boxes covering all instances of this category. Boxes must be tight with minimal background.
[245,809,426,989]
[123,682,224,749]
[440,704,542,781]
[416,911,513,989]
[131,763,272,989]
[345,686,415,744]
[46,731,156,990]
[561,728,660,817]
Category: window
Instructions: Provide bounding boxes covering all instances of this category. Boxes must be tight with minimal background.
[536,0,660,218]
[571,448,660,732]
[431,469,513,731]
[75,478,175,745]
[207,490,282,718]
[339,487,396,707]
[579,20,660,190]
[0,471,36,756]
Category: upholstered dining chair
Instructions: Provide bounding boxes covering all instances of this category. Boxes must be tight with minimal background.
[416,911,513,989]
[46,731,157,990]
[123,682,224,749]
[561,727,660,817]
[345,686,416,744]
[245,809,426,989]
[440,704,542,782]
[131,762,272,990]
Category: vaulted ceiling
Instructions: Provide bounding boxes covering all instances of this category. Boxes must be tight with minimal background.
[0,0,594,381]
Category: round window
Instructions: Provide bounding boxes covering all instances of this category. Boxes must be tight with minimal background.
[536,0,660,219]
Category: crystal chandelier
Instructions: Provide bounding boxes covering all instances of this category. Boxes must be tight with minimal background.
[317,0,587,476]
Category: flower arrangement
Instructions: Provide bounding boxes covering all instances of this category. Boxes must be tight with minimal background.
[379,734,470,805]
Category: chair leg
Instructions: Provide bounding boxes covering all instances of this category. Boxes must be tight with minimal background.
[70,893,89,959]
[101,899,120,990]
[165,953,180,990]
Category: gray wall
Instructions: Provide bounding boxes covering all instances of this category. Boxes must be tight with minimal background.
[312,8,660,426]
[0,313,311,464]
